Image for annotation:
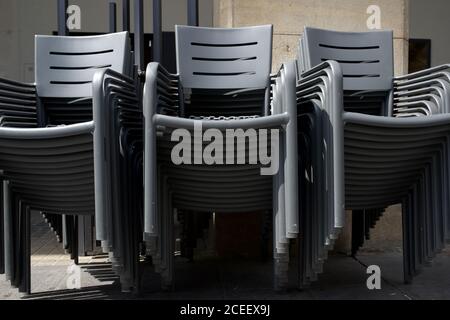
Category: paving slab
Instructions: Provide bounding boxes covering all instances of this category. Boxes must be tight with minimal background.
[1,213,450,300]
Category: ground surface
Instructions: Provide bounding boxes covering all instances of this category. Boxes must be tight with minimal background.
[1,213,450,300]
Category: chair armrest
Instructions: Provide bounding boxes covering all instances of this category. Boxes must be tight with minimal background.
[300,61,339,79]
[0,77,35,91]
[0,77,38,124]
[143,62,181,239]
[296,59,345,230]
[272,61,301,236]
[92,68,142,241]
[153,113,289,130]
[143,62,180,119]
[395,64,450,82]
[393,65,450,115]
[297,60,344,117]
[0,121,93,139]
[394,65,450,94]
[93,68,141,116]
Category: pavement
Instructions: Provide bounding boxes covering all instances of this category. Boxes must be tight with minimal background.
[1,213,450,300]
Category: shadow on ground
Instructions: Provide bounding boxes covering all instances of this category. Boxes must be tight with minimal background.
[2,212,450,300]
[6,248,450,300]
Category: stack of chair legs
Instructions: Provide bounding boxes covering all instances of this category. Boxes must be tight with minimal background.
[40,212,63,246]
[391,65,450,281]
[39,97,97,260]
[295,61,345,288]
[3,22,450,297]
[143,56,295,290]
[0,31,144,294]
[0,77,38,279]
[1,122,95,293]
[294,27,450,288]
[342,112,450,283]
[271,65,301,289]
[93,69,143,291]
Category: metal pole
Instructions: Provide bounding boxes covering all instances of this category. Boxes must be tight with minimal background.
[57,0,68,36]
[187,0,199,26]
[109,2,117,33]
[122,0,130,32]
[134,0,144,75]
[153,0,162,63]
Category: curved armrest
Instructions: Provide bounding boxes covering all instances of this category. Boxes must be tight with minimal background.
[395,64,450,82]
[272,61,301,236]
[300,60,341,80]
[92,68,137,97]
[296,59,345,229]
[343,110,450,127]
[143,62,180,120]
[154,113,289,131]
[0,77,38,122]
[297,60,344,117]
[92,67,141,143]
[393,65,450,115]
[0,121,93,139]
[143,62,180,238]
[92,68,142,241]
[0,77,35,91]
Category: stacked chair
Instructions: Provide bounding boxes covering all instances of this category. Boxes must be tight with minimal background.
[2,20,450,296]
[92,60,144,292]
[0,78,38,279]
[293,26,450,287]
[0,32,144,293]
[142,25,299,290]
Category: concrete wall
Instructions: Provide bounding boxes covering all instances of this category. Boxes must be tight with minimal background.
[410,0,450,67]
[213,0,409,75]
[0,0,213,82]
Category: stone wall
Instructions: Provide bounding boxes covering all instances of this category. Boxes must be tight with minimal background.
[213,0,409,75]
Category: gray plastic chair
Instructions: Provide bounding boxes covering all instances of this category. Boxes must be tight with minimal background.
[0,32,142,293]
[292,26,450,287]
[143,25,298,290]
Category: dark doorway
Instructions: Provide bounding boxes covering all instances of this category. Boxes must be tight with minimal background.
[409,39,431,73]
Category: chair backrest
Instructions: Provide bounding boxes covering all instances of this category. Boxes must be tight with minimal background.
[303,27,394,91]
[35,32,130,98]
[175,25,273,90]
